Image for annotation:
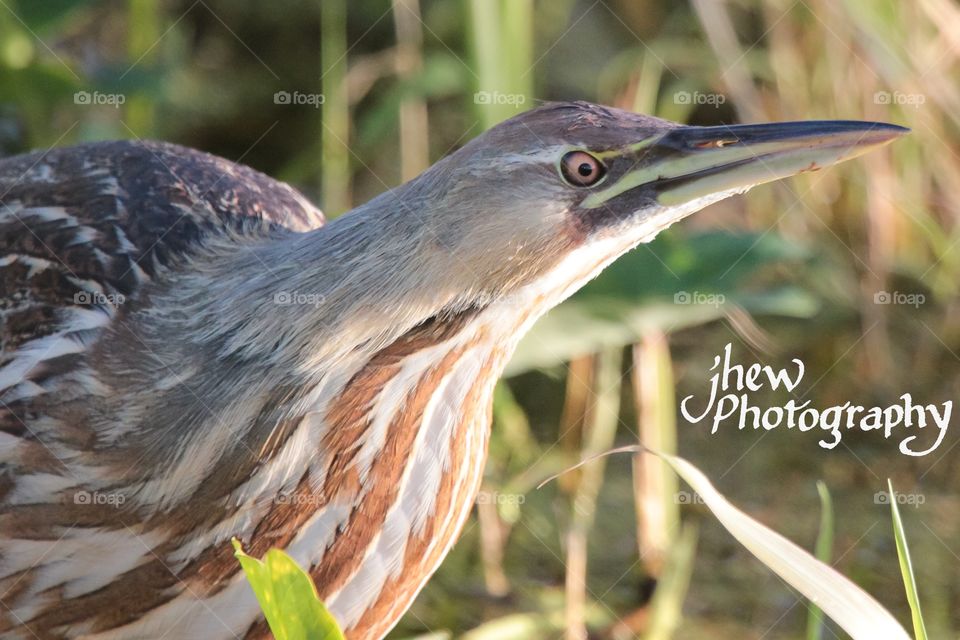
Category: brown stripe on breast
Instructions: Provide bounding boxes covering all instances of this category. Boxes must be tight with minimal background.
[18,342,412,635]
[176,470,321,596]
[264,307,482,526]
[242,337,484,639]
[175,309,482,600]
[285,308,481,593]
[244,344,494,640]
[130,352,402,585]
[22,308,483,638]
[345,349,500,640]
[316,362,399,506]
[309,344,466,600]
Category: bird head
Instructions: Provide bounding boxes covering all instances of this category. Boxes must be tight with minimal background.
[394,101,906,315]
[237,101,906,363]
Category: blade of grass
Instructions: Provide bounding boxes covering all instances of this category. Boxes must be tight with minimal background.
[391,0,429,181]
[126,0,159,135]
[641,522,698,640]
[662,455,910,640]
[558,355,595,493]
[466,0,502,131]
[500,0,533,101]
[630,52,663,116]
[690,0,765,122]
[631,331,679,578]
[887,479,929,640]
[492,381,538,468]
[467,0,532,130]
[565,347,622,640]
[540,448,912,640]
[805,480,834,640]
[321,0,350,216]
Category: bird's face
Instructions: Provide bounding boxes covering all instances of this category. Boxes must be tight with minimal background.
[405,101,905,313]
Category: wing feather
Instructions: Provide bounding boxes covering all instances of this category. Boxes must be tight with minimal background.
[0,140,324,399]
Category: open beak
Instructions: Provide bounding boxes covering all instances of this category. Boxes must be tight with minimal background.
[585,120,909,209]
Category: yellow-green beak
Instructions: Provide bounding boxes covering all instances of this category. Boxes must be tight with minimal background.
[585,120,908,209]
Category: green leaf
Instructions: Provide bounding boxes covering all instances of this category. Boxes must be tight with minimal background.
[232,539,346,640]
[887,480,929,640]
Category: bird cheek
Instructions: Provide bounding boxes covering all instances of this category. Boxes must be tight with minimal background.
[570,188,656,237]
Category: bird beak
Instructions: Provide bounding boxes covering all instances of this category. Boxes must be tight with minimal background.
[584,120,909,209]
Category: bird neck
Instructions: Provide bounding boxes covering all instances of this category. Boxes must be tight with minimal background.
[83,192,646,635]
[108,177,640,516]
[107,191,485,506]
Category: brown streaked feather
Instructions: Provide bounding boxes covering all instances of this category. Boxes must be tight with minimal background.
[310,344,467,601]
[351,353,497,639]
[27,557,183,635]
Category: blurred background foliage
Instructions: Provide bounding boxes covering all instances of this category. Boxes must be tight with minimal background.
[1,0,958,637]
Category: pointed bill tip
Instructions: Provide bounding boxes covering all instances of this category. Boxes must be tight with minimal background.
[650,119,908,206]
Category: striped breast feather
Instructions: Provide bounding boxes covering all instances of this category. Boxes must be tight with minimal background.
[0,139,324,403]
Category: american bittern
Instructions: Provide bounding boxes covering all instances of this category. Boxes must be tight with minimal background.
[0,102,904,638]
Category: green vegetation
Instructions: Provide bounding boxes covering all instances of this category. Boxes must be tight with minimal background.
[4,1,955,637]
[234,457,924,640]
[805,481,833,640]
[888,481,930,640]
[232,539,346,640]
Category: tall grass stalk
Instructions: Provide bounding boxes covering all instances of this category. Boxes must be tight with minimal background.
[392,0,429,181]
[126,0,159,136]
[639,523,697,640]
[805,481,834,640]
[467,0,533,130]
[631,332,679,578]
[565,348,623,640]
[321,0,350,216]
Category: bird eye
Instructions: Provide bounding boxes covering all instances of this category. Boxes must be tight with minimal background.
[560,151,606,187]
